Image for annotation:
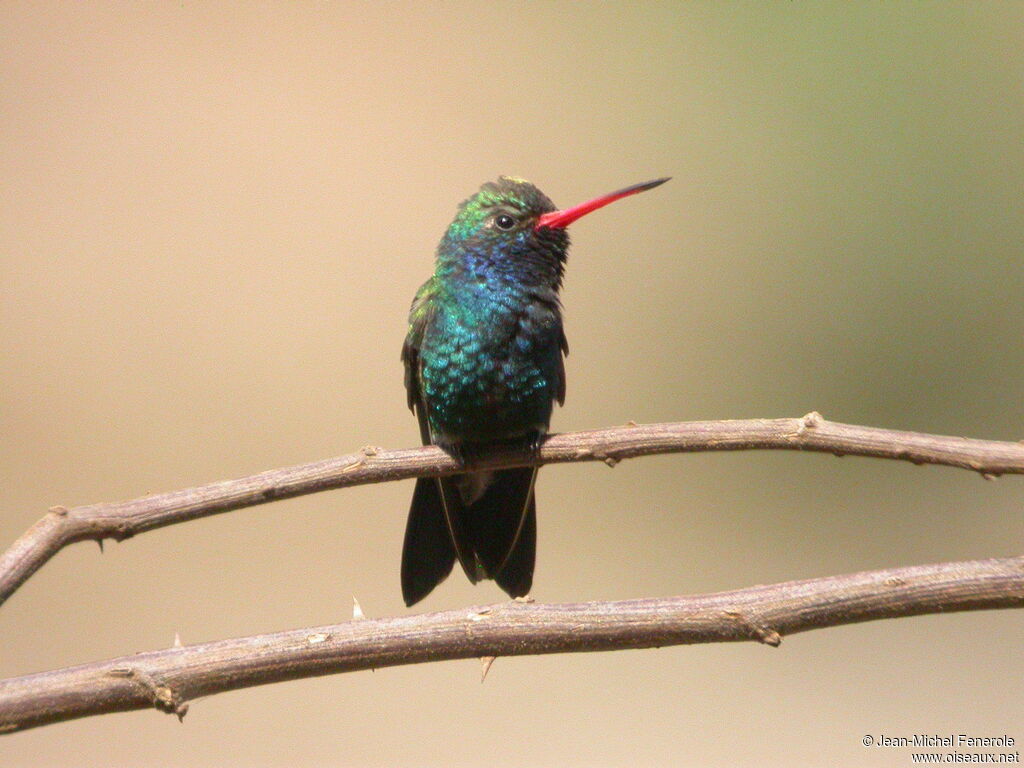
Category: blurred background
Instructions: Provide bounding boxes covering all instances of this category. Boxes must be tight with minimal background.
[2,2,1022,766]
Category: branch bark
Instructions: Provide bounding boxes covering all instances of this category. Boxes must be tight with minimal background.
[1,555,1021,734]
[3,414,1024,608]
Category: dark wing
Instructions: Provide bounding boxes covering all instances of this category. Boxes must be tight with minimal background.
[556,326,569,406]
[464,465,537,586]
[492,490,536,598]
[401,285,429,415]
[401,474,456,606]
[400,281,479,602]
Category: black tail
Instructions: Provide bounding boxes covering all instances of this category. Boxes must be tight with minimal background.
[400,477,457,607]
[401,467,537,607]
[491,490,535,599]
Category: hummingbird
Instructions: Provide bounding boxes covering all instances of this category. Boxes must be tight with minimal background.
[400,175,669,606]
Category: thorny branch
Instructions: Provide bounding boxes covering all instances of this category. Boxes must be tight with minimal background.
[1,414,1022,733]
[1,555,1021,733]
[2,413,1023,609]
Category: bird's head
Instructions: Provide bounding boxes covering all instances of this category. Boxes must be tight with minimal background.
[437,176,669,286]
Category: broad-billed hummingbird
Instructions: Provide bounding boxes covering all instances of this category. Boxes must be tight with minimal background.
[401,176,669,606]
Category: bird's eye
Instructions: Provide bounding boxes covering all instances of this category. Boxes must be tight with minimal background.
[494,214,516,230]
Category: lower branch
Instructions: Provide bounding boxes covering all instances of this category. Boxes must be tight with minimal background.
[1,555,1021,734]
[2,414,1023,608]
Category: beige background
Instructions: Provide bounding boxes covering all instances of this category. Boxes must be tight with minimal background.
[2,2,1022,766]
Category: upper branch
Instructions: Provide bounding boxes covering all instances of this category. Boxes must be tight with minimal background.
[1,554,1021,733]
[2,413,1023,607]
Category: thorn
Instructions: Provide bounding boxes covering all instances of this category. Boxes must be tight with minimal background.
[96,539,104,553]
[115,668,189,720]
[352,596,365,620]
[173,632,183,648]
[725,611,782,647]
[801,411,823,428]
[981,472,999,481]
[48,505,69,517]
[754,626,782,647]
[480,656,496,682]
[360,445,381,457]
[625,420,638,427]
